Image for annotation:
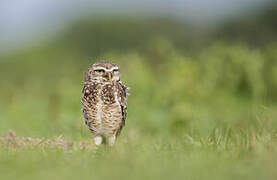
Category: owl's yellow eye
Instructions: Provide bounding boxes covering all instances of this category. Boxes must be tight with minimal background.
[95,69,105,73]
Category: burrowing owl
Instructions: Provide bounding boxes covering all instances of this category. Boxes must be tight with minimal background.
[81,62,130,146]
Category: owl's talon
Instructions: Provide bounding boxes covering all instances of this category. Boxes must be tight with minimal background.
[94,136,103,146]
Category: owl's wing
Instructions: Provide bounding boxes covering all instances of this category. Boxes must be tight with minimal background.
[116,81,130,136]
[81,83,99,132]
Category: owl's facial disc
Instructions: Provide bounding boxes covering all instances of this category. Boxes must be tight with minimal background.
[92,67,120,83]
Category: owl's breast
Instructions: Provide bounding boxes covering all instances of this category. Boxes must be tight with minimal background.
[101,84,117,104]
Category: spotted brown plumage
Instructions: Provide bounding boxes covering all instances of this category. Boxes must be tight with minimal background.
[81,62,130,146]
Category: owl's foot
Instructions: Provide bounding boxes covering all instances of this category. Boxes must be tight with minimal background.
[94,136,103,146]
[107,135,116,147]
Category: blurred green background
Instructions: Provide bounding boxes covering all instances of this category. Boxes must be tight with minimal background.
[0,1,277,180]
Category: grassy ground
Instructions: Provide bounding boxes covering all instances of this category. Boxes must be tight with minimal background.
[0,128,276,180]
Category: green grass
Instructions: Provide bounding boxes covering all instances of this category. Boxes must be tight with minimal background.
[0,128,276,180]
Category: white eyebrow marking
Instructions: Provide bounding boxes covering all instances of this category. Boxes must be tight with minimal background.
[111,67,119,71]
[94,66,119,72]
[94,67,107,71]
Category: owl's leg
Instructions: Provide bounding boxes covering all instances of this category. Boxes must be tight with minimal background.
[107,135,116,146]
[94,135,103,146]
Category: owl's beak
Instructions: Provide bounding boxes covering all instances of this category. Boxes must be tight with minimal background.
[108,73,112,82]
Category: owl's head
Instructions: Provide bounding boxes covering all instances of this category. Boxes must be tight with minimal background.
[85,62,121,83]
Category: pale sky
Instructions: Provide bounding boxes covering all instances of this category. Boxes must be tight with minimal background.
[0,0,268,53]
